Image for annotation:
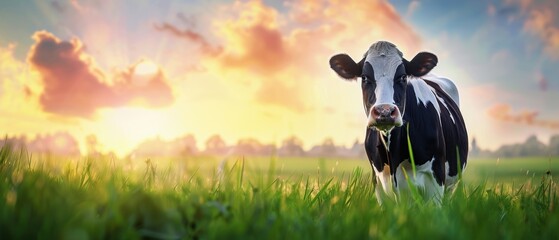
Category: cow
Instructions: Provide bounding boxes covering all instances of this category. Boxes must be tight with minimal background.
[329,41,468,204]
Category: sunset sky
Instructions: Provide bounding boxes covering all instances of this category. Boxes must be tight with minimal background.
[1,0,558,156]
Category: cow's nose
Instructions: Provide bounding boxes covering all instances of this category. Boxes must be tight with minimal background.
[371,104,398,123]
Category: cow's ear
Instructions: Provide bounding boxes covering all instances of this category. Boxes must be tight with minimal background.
[329,54,364,80]
[404,52,438,77]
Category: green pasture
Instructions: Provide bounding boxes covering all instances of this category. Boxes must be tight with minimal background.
[1,145,558,239]
[465,157,559,182]
[178,155,559,185]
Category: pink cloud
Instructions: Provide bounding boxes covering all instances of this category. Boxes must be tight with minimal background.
[488,103,559,129]
[154,23,222,56]
[27,31,174,118]
[524,8,559,58]
[158,0,422,112]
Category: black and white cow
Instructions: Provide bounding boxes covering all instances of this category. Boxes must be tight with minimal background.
[329,41,468,203]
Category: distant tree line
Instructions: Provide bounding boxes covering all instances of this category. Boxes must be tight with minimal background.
[0,133,366,159]
[470,134,559,158]
[129,135,367,159]
[3,132,558,159]
[0,132,80,156]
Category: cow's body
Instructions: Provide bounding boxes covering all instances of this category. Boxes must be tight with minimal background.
[329,41,468,203]
[366,74,468,203]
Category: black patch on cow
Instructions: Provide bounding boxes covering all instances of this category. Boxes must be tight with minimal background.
[365,128,389,173]
[329,54,364,79]
[393,63,408,114]
[424,80,469,177]
[404,52,438,77]
[361,62,377,114]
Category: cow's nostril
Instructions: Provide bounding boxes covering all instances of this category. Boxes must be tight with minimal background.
[372,107,381,118]
[390,107,398,118]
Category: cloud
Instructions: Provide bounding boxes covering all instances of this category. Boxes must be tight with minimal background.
[27,31,174,118]
[285,0,421,53]
[523,8,559,58]
[536,71,549,91]
[157,0,421,112]
[488,103,559,129]
[211,0,294,75]
[504,0,559,58]
[407,1,421,17]
[154,22,222,56]
[215,0,420,110]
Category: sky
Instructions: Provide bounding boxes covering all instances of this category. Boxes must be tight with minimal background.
[0,0,558,156]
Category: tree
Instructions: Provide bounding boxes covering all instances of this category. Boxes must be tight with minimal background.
[520,135,546,156]
[320,138,337,157]
[205,134,227,155]
[234,138,263,155]
[548,134,559,156]
[279,136,305,157]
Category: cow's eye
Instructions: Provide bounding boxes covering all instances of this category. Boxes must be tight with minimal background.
[361,76,370,84]
[396,75,406,83]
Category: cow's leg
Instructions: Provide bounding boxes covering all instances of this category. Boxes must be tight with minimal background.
[373,164,395,204]
[444,161,464,196]
[421,170,444,205]
[394,161,415,204]
[394,160,444,205]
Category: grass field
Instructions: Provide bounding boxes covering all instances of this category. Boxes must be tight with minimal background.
[1,145,558,239]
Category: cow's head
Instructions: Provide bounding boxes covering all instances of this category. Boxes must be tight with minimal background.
[329,41,437,132]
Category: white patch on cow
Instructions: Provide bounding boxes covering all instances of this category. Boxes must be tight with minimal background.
[434,93,455,123]
[445,161,458,189]
[408,76,441,115]
[394,158,444,204]
[373,164,396,204]
[373,76,395,105]
[365,43,402,107]
[379,131,391,152]
[422,74,460,107]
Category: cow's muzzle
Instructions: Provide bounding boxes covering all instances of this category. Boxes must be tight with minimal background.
[368,104,403,131]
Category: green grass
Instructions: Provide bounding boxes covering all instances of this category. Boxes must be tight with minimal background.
[1,144,558,239]
[465,157,559,183]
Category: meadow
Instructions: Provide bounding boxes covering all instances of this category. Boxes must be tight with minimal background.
[1,144,558,239]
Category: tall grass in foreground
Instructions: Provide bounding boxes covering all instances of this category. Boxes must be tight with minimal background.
[0,144,558,239]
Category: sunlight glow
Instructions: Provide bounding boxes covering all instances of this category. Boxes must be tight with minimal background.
[134,59,159,76]
[97,107,177,154]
